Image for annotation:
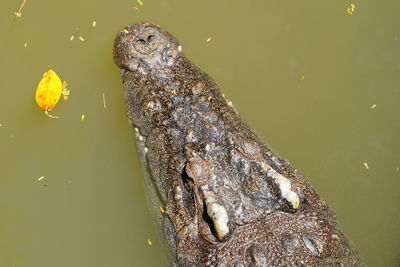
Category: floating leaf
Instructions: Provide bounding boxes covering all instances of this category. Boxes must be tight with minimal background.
[35,67,63,118]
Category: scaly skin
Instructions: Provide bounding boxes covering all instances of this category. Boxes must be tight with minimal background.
[113,22,364,267]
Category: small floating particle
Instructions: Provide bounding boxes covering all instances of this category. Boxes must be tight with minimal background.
[159,206,165,213]
[137,0,143,6]
[102,92,107,108]
[24,42,27,47]
[397,166,399,172]
[13,0,28,21]
[147,239,152,246]
[347,3,355,15]
[92,20,96,28]
[300,74,305,81]
[37,176,45,181]
[62,81,70,102]
[363,162,369,170]
[79,36,85,42]
[70,35,74,41]
[0,124,2,127]
[370,104,377,110]
[81,114,85,121]
[132,6,139,10]
[206,37,212,43]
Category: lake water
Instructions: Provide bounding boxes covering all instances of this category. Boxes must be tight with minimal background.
[0,0,399,266]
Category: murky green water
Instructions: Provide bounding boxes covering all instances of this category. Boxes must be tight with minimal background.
[1,0,399,266]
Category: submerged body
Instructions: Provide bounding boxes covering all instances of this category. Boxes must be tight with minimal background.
[114,23,363,266]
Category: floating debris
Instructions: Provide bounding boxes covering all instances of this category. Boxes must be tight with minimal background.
[79,36,85,42]
[300,74,306,81]
[37,176,45,181]
[137,0,143,6]
[132,6,139,10]
[206,37,212,43]
[147,239,152,246]
[347,3,356,15]
[370,104,377,110]
[70,35,74,41]
[92,20,96,28]
[159,206,165,213]
[35,67,65,119]
[81,114,85,121]
[62,81,70,102]
[363,162,369,170]
[13,0,28,21]
[397,166,399,172]
[24,43,27,47]
[102,92,107,108]
[0,124,2,127]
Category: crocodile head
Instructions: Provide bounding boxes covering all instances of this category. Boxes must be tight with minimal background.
[114,23,364,266]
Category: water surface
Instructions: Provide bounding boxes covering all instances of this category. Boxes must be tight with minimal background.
[0,0,399,266]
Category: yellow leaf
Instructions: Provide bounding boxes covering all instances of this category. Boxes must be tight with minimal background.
[35,68,63,113]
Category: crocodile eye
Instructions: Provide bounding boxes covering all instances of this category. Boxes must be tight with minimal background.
[136,38,146,43]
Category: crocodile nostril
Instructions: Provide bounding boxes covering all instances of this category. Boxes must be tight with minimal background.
[147,35,155,42]
[133,32,161,55]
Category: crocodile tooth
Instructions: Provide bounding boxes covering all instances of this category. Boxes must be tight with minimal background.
[202,190,229,240]
[261,163,300,209]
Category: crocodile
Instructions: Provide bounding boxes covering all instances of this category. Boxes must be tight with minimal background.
[113,22,364,267]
